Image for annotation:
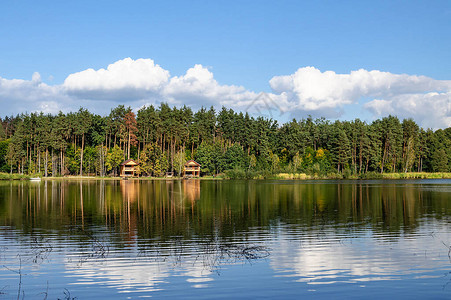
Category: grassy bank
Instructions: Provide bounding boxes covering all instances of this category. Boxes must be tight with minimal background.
[0,173,30,180]
[274,173,339,180]
[380,172,451,179]
[2,172,450,181]
[273,172,451,180]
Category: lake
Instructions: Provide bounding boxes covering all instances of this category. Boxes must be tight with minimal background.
[0,179,450,299]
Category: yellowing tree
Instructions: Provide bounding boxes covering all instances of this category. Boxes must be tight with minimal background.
[105,145,124,176]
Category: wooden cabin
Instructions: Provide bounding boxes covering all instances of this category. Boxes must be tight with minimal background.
[183,160,201,177]
[120,159,139,177]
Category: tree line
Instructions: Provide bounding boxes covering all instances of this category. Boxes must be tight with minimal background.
[0,104,449,177]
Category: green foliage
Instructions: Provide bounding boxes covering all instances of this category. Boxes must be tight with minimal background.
[432,149,449,172]
[0,139,10,172]
[0,123,6,140]
[0,105,449,177]
[173,150,186,176]
[292,152,302,171]
[138,143,168,176]
[195,142,215,175]
[224,144,247,170]
[248,154,257,170]
[95,145,107,176]
[90,114,107,146]
[158,152,169,176]
[300,147,332,175]
[359,171,383,179]
[0,172,30,180]
[65,145,81,174]
[82,146,97,174]
[105,145,124,176]
[270,151,280,173]
[138,144,152,176]
[342,168,352,179]
[224,168,256,179]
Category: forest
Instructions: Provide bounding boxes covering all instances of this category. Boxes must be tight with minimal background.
[0,104,450,178]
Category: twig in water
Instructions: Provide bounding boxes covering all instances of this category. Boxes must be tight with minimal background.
[57,288,77,300]
[28,237,53,264]
[38,281,49,300]
[16,256,22,300]
[4,255,25,300]
[442,271,451,290]
[441,241,451,261]
[0,285,8,295]
[76,229,110,266]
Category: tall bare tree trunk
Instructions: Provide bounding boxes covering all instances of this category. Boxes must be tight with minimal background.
[128,130,131,159]
[80,133,85,176]
[52,149,56,176]
[44,148,48,177]
[60,147,64,176]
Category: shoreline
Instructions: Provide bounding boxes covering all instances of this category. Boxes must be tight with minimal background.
[1,172,451,181]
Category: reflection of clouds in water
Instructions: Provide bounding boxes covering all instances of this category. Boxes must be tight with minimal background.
[64,247,216,290]
[269,224,451,285]
[182,262,214,288]
[62,223,451,291]
[66,258,171,291]
[62,236,271,291]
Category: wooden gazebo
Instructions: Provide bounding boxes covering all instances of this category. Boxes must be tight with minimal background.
[119,159,139,177]
[183,160,201,177]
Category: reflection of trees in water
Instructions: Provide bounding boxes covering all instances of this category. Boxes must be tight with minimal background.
[0,180,450,241]
[0,179,450,296]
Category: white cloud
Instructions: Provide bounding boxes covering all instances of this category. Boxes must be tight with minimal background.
[0,73,69,115]
[0,59,450,128]
[62,59,258,109]
[163,64,258,108]
[269,67,451,127]
[270,67,451,110]
[63,58,170,100]
[365,92,451,129]
[31,72,42,83]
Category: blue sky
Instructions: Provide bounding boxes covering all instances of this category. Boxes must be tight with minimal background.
[0,0,450,128]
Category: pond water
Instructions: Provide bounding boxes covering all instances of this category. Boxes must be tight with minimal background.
[0,179,450,299]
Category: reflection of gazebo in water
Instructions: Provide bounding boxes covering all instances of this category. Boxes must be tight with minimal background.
[183,160,201,177]
[120,179,139,203]
[119,179,139,245]
[183,179,200,202]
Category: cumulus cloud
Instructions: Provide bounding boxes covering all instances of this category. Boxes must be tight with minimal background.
[365,92,451,129]
[269,67,451,127]
[63,58,170,100]
[62,58,259,109]
[163,64,258,107]
[0,58,450,128]
[270,67,450,110]
[0,73,69,115]
[0,59,264,117]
